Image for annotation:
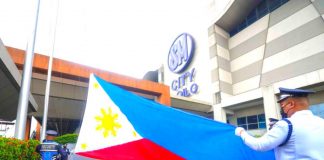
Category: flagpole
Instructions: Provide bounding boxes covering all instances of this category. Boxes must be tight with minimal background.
[40,44,54,141]
[40,0,60,141]
[14,0,41,140]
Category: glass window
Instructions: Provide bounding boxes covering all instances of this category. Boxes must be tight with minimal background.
[259,122,266,129]
[257,7,268,18]
[258,114,265,122]
[248,124,258,130]
[239,124,248,130]
[247,9,256,20]
[237,117,246,125]
[237,22,246,31]
[282,0,289,5]
[247,15,257,25]
[247,115,258,123]
[310,103,324,119]
[229,0,289,37]
[257,0,268,18]
[229,29,238,37]
[268,0,282,12]
[237,114,267,130]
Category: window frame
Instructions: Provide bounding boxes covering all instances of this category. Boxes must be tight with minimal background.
[237,114,266,130]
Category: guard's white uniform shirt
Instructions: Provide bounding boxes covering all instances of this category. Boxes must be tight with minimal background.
[240,110,324,160]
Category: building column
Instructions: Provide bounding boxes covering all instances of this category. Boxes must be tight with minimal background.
[36,121,41,140]
[24,117,31,140]
[261,85,281,130]
[213,104,227,123]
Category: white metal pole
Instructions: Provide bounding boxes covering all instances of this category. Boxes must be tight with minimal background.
[14,0,41,140]
[40,48,54,142]
[40,0,60,141]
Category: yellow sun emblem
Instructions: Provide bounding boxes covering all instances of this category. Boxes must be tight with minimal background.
[95,107,122,138]
[93,83,99,89]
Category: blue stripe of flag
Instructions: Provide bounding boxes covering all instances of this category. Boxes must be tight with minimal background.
[95,75,274,160]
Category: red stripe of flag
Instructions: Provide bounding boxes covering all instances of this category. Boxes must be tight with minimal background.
[77,138,185,160]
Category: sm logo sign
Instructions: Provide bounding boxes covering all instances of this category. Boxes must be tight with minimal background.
[168,33,198,97]
[168,33,195,73]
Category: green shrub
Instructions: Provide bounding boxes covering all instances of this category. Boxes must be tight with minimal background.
[0,137,40,160]
[54,133,78,144]
[254,134,262,138]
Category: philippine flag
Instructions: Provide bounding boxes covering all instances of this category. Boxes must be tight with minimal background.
[75,74,275,160]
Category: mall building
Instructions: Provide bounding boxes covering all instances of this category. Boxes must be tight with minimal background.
[207,0,324,135]
[144,0,324,136]
[1,0,324,138]
[152,0,324,136]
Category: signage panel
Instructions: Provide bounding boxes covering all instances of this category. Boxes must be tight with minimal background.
[168,33,195,73]
[168,33,198,97]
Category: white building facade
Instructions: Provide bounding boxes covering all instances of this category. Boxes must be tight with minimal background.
[156,0,324,136]
[208,0,324,135]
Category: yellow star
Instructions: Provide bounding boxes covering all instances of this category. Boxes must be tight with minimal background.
[95,107,122,138]
[93,83,99,89]
[81,143,87,150]
[133,131,137,137]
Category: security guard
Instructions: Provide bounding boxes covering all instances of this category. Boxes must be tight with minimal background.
[235,87,324,160]
[36,130,64,160]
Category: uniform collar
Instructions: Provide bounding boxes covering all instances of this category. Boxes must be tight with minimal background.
[291,110,313,118]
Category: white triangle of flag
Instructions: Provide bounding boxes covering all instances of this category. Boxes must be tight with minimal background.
[75,74,142,153]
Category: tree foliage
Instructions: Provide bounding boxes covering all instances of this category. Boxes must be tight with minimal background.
[54,133,78,144]
[0,137,40,160]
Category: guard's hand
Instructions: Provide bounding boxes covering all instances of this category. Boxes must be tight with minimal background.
[235,127,245,136]
[268,118,279,130]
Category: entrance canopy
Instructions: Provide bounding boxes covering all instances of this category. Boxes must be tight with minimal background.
[0,40,38,121]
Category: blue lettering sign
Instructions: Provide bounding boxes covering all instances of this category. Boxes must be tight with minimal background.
[190,83,198,94]
[171,68,198,97]
[168,33,195,73]
[171,80,178,91]
[177,88,191,97]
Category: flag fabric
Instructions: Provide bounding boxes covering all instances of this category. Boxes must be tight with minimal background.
[75,74,275,160]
